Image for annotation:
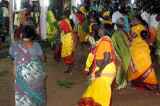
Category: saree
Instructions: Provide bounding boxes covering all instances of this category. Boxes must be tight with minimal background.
[149,26,159,44]
[46,10,59,44]
[46,11,61,60]
[76,12,87,42]
[60,19,77,64]
[78,26,87,42]
[78,36,116,106]
[9,41,46,106]
[111,30,131,90]
[128,26,159,91]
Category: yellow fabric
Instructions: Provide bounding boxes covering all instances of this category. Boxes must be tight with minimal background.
[85,41,100,73]
[78,26,87,42]
[61,19,74,58]
[96,41,111,60]
[19,10,26,24]
[128,37,158,85]
[61,33,74,57]
[85,53,94,72]
[102,20,111,24]
[89,23,94,33]
[48,11,56,23]
[82,62,116,106]
[81,37,116,106]
[103,11,110,17]
[131,24,145,37]
[79,7,85,14]
[85,34,90,42]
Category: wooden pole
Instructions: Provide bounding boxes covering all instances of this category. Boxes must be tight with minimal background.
[9,0,14,44]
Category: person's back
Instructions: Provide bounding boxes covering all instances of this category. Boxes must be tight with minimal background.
[9,25,46,106]
[21,41,43,58]
[150,14,159,29]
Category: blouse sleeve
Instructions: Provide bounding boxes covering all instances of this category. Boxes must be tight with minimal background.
[35,42,43,56]
[96,41,111,60]
[60,20,65,30]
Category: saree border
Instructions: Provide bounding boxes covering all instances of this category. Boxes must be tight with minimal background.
[78,97,102,106]
[131,65,159,91]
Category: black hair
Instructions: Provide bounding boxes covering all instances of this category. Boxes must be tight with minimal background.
[21,25,36,41]
[140,30,148,40]
[112,6,119,12]
[25,13,30,17]
[121,10,128,15]
[126,6,131,10]
[63,11,71,18]
[91,15,100,25]
[63,11,75,29]
[101,23,114,37]
[92,1,96,4]
[134,15,148,27]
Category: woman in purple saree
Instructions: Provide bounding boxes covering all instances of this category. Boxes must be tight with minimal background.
[9,26,46,106]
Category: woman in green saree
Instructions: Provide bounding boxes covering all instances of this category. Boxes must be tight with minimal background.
[111,17,131,90]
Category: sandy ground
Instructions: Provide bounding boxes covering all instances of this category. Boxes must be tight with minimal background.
[0,42,160,106]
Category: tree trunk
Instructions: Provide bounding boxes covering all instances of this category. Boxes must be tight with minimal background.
[9,0,14,44]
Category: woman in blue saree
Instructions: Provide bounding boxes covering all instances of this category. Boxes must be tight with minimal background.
[9,25,46,106]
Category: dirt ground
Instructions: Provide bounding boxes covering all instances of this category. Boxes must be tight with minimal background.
[0,42,160,106]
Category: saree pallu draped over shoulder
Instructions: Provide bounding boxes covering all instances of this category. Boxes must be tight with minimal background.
[9,41,46,106]
[111,30,131,90]
[128,25,159,91]
[78,36,116,106]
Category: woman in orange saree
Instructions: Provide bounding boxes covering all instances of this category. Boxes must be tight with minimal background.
[128,15,160,95]
[78,24,117,106]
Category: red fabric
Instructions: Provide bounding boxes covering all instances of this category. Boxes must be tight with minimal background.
[124,31,129,39]
[63,55,74,65]
[101,11,105,16]
[151,8,154,14]
[76,13,86,26]
[60,20,72,33]
[16,24,23,38]
[78,97,101,106]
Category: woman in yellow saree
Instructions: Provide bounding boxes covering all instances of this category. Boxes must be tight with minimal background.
[128,15,160,95]
[78,24,117,106]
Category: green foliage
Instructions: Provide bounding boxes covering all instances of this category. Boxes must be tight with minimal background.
[0,70,9,77]
[86,75,92,85]
[82,19,90,33]
[157,43,160,50]
[57,80,74,88]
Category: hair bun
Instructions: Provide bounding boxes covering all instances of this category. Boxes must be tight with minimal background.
[21,25,36,40]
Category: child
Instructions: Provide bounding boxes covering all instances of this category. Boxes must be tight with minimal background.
[23,13,34,27]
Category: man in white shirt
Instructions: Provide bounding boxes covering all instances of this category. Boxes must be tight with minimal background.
[112,6,123,30]
[141,6,151,25]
